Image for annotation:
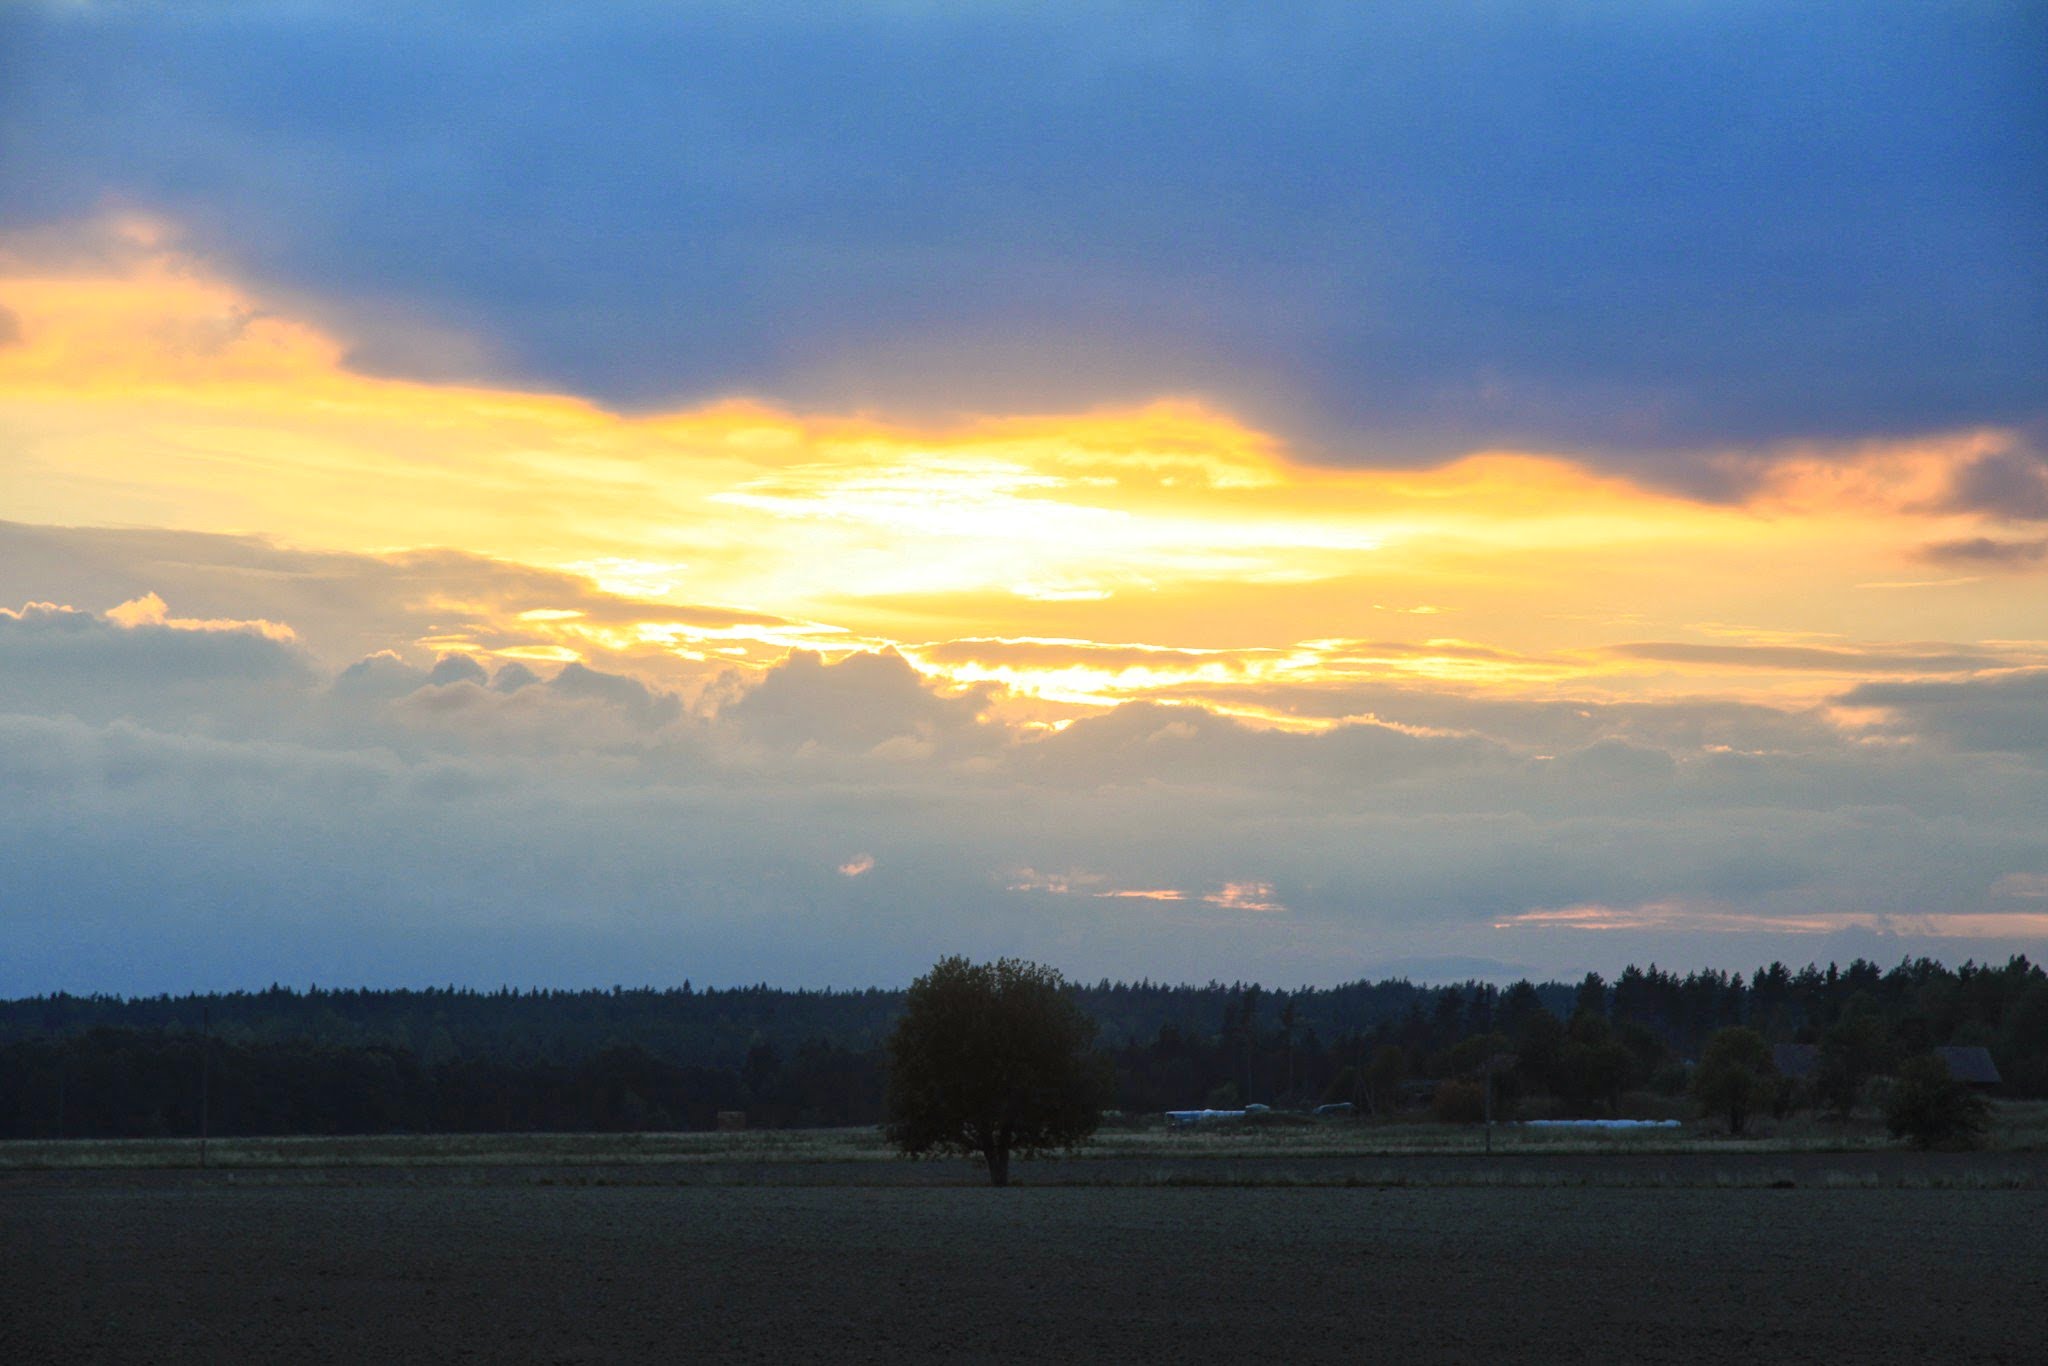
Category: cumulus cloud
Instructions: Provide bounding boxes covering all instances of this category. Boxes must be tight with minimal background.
[102,591,296,641]
[547,661,683,731]
[0,597,313,731]
[331,650,432,703]
[1,560,2046,992]
[492,661,541,693]
[425,653,488,687]
[713,649,996,760]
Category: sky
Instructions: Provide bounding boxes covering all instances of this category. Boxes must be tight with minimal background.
[2,1,2045,994]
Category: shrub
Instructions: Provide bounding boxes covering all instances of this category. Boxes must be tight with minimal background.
[1885,1054,1990,1150]
[1649,1060,1692,1097]
[1692,1027,1778,1136]
[1431,1079,1486,1124]
[1816,1014,1887,1118]
[1364,1045,1408,1117]
[1616,1090,1687,1121]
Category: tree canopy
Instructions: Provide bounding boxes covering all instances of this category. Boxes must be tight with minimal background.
[885,957,1109,1186]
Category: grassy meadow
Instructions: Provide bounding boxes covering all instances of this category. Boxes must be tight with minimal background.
[6,1100,2044,1179]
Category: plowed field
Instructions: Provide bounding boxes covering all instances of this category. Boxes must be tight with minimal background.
[4,1169,2041,1363]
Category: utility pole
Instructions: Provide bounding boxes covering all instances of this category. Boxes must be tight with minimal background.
[199,1004,210,1170]
[1482,1052,1516,1155]
[1482,1056,1499,1155]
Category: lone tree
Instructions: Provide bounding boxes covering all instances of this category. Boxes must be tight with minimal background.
[886,956,1109,1186]
[1692,1026,1777,1136]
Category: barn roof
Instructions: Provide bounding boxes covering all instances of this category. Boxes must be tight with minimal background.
[1934,1046,2002,1085]
[1772,1043,1820,1079]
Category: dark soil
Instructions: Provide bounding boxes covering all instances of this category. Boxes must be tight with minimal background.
[4,1168,2043,1363]
[9,1146,2046,1188]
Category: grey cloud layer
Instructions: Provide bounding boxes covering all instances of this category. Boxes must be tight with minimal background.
[5,1,2041,469]
[3,565,2045,993]
[0,520,789,679]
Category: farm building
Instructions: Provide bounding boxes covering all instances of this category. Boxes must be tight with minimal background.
[1772,1043,1819,1081]
[1932,1046,2001,1087]
[1772,1042,2000,1089]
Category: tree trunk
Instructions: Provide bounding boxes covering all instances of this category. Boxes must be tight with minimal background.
[985,1142,1010,1187]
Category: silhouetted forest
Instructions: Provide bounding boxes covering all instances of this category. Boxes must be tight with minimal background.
[3,956,2043,1139]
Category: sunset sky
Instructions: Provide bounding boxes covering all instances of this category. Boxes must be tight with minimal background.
[3,2,2045,993]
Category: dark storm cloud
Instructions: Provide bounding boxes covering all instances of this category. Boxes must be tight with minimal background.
[1843,669,2048,756]
[1943,449,2048,520]
[5,1,2041,470]
[1609,641,2017,674]
[1919,536,2048,567]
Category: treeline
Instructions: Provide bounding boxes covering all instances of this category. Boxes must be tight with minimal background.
[0,982,908,1071]
[1,956,2042,1139]
[0,1032,882,1140]
[1118,956,2048,1122]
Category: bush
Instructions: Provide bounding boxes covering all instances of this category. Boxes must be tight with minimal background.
[1431,1079,1486,1124]
[1816,1014,1887,1118]
[1616,1090,1688,1121]
[1692,1027,1779,1136]
[1320,1066,1361,1109]
[1364,1045,1408,1118]
[1885,1054,1990,1150]
[1649,1060,1692,1097]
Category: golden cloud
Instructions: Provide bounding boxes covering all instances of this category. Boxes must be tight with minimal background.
[4,214,2042,723]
